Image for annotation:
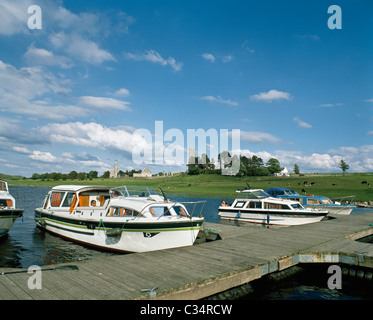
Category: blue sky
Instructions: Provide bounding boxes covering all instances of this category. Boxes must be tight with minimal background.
[0,0,372,176]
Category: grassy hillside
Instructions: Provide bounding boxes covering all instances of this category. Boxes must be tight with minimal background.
[5,172,373,201]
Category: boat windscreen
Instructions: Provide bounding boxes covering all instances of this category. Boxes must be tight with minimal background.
[237,190,269,199]
[110,186,159,198]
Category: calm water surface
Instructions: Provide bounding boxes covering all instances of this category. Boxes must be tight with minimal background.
[1,185,372,300]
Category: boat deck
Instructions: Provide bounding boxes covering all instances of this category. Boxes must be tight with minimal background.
[1,212,373,300]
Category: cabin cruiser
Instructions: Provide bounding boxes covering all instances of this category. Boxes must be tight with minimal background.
[35,185,205,253]
[264,187,356,215]
[0,180,23,237]
[218,188,328,226]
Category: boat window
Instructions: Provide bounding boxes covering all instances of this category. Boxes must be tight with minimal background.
[234,201,246,208]
[50,191,65,207]
[248,201,262,209]
[107,207,137,217]
[288,197,303,204]
[291,203,303,210]
[321,199,332,204]
[61,192,75,207]
[173,205,188,216]
[0,199,12,207]
[264,202,291,210]
[307,198,322,205]
[149,206,171,217]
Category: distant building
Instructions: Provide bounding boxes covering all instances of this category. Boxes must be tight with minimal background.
[275,167,290,177]
[133,167,152,178]
[188,147,196,164]
[110,162,118,178]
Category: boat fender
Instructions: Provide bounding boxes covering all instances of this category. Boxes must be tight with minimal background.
[106,228,122,237]
[237,210,241,218]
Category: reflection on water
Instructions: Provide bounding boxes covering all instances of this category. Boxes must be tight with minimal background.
[244,264,373,300]
[0,185,116,268]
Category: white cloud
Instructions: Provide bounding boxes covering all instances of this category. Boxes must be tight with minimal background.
[79,96,130,111]
[241,40,255,54]
[222,55,233,63]
[293,117,312,129]
[202,53,215,63]
[201,53,233,63]
[115,88,130,97]
[319,103,343,107]
[124,50,183,71]
[251,89,293,103]
[367,131,373,136]
[29,151,58,163]
[0,0,31,35]
[201,95,238,106]
[239,131,285,144]
[365,98,373,103]
[39,122,144,155]
[50,32,116,64]
[12,146,31,154]
[24,45,73,68]
[0,60,88,120]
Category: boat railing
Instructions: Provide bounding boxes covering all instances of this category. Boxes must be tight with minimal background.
[331,195,356,205]
[134,200,206,220]
[179,200,206,218]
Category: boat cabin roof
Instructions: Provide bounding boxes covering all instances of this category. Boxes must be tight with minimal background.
[51,185,111,193]
[265,187,331,200]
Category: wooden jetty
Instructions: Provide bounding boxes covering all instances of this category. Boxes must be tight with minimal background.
[1,212,373,300]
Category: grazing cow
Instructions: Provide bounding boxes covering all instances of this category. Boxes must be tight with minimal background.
[361,181,368,184]
[310,182,315,186]
[302,188,306,194]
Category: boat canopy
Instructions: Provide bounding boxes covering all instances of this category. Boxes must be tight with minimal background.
[265,187,299,197]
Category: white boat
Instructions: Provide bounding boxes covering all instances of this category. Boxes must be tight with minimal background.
[34,185,205,253]
[265,187,356,215]
[0,180,23,238]
[218,188,328,226]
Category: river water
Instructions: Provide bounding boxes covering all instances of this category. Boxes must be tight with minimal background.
[1,185,372,300]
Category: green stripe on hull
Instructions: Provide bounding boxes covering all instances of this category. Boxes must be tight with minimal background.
[35,213,202,234]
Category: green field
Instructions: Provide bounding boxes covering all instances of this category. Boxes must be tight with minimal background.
[3,172,373,202]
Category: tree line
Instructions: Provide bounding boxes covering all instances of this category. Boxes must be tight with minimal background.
[30,169,145,181]
[187,152,284,176]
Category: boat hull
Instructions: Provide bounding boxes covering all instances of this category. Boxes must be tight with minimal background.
[218,208,327,226]
[304,205,354,215]
[0,209,23,237]
[35,209,204,253]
